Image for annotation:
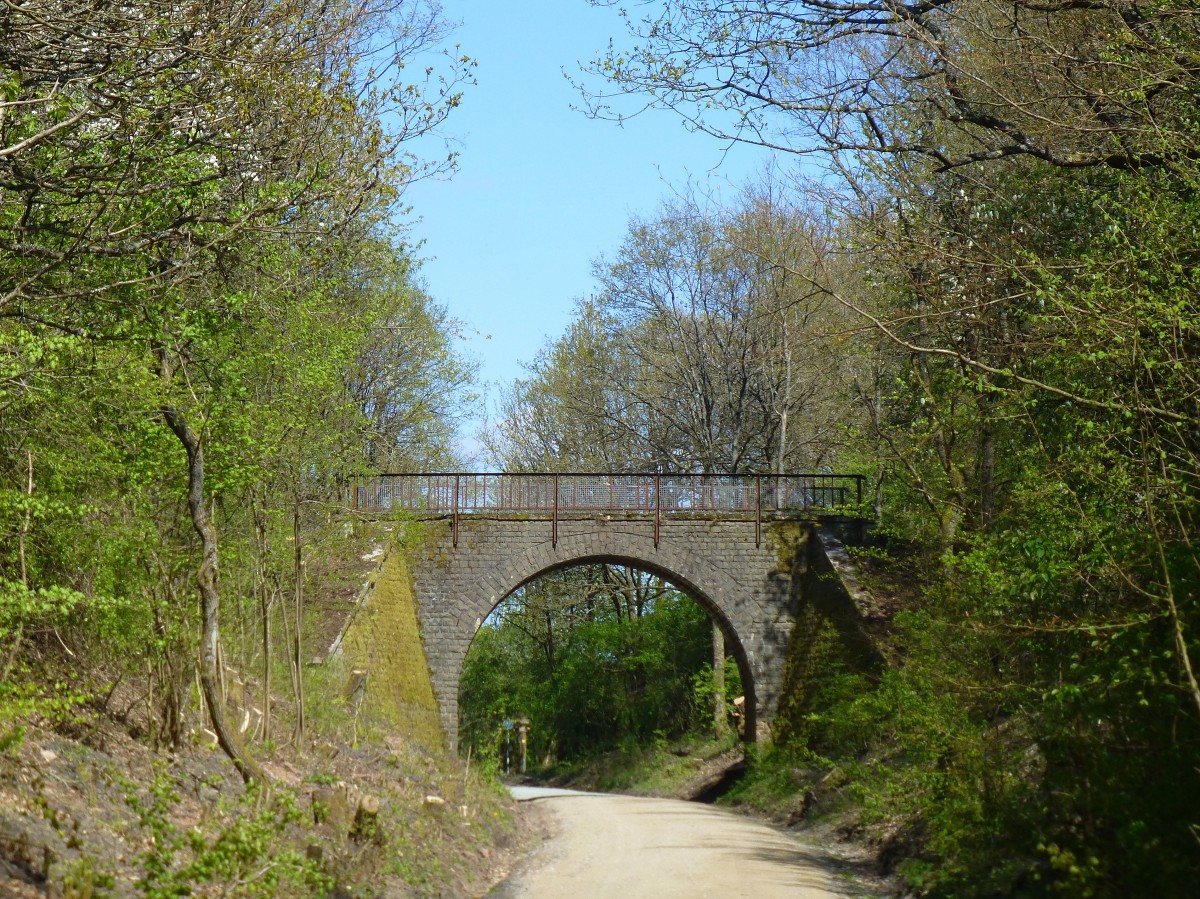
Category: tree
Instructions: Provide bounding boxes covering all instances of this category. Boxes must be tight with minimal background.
[582,2,1200,893]
[584,1,1200,173]
[346,254,479,471]
[487,180,852,474]
[1,0,474,780]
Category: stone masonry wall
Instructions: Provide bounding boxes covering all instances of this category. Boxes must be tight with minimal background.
[402,514,813,753]
[330,541,444,751]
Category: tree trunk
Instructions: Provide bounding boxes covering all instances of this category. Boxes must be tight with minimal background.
[163,405,266,786]
[2,452,34,683]
[18,449,32,589]
[777,408,788,476]
[978,395,996,530]
[292,502,305,741]
[544,608,555,672]
[253,496,271,743]
[152,601,186,749]
[712,622,728,736]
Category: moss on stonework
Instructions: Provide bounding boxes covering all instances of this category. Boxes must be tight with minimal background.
[765,521,810,575]
[771,534,884,747]
[335,536,444,751]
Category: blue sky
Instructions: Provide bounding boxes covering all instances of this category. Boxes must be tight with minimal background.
[401,1,777,454]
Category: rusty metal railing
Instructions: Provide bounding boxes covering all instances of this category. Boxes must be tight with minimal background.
[354,472,866,548]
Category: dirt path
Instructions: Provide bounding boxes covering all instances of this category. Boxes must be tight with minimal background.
[491,787,846,899]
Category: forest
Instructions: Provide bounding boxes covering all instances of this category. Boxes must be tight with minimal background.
[0,0,477,758]
[472,2,1200,896]
[3,1,1199,897]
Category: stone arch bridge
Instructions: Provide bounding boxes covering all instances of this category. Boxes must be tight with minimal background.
[345,473,873,752]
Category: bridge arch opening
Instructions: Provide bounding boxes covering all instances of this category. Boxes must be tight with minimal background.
[458,555,757,767]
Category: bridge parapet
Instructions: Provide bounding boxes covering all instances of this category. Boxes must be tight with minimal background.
[356,472,865,547]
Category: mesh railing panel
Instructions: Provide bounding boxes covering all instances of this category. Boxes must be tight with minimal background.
[355,473,863,517]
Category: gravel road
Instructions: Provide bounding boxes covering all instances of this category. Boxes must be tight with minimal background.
[491,787,845,899]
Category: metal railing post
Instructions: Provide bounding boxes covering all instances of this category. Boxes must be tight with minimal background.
[552,474,559,548]
[654,473,661,548]
[452,474,460,549]
[755,476,762,548]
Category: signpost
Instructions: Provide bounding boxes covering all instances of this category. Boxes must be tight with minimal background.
[501,717,531,775]
[502,718,514,774]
